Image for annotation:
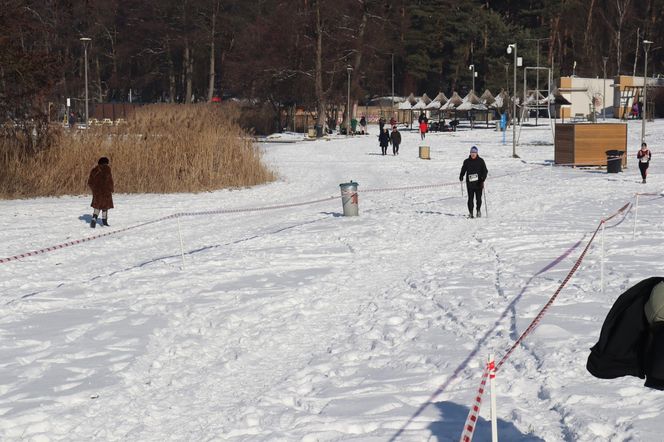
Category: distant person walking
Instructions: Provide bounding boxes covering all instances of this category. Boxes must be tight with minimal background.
[378,116,386,133]
[87,157,114,228]
[390,126,401,155]
[359,116,367,135]
[419,118,428,141]
[378,128,390,156]
[459,146,488,218]
[638,142,652,184]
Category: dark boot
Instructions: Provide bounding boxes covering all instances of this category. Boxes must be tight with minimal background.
[477,209,482,218]
[102,218,110,227]
[91,214,97,228]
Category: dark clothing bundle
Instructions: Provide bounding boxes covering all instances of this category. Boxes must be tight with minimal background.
[378,130,390,155]
[587,277,664,390]
[459,156,488,216]
[88,164,114,210]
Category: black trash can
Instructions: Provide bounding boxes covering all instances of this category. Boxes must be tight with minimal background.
[314,124,323,138]
[606,150,624,173]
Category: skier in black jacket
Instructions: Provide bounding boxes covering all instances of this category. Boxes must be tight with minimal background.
[459,146,488,218]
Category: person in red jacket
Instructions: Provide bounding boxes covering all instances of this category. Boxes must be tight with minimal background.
[419,117,428,140]
[87,157,114,228]
[637,142,652,184]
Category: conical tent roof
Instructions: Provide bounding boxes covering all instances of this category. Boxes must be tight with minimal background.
[426,92,448,109]
[434,92,449,103]
[463,90,481,105]
[407,93,418,105]
[480,89,495,105]
[412,97,428,109]
[441,92,463,110]
[421,93,432,104]
[398,100,412,110]
[493,90,510,109]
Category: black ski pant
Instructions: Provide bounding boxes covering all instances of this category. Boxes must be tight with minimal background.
[639,162,649,180]
[466,182,483,214]
[381,144,388,155]
[393,143,400,155]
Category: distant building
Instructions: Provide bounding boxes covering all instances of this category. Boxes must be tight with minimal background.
[558,76,613,120]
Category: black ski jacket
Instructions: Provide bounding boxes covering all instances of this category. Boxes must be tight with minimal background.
[587,277,664,390]
[459,156,488,185]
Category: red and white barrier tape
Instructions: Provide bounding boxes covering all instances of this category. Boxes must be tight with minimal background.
[459,201,633,441]
[1,166,540,265]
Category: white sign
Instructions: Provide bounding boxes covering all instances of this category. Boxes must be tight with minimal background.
[66,98,71,107]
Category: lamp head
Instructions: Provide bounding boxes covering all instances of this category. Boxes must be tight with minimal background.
[506,44,514,54]
[346,65,353,73]
[80,37,91,42]
[469,64,474,70]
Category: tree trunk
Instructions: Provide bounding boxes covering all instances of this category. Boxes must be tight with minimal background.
[633,27,640,77]
[167,42,176,103]
[314,0,326,129]
[207,2,219,102]
[96,56,103,103]
[185,40,193,103]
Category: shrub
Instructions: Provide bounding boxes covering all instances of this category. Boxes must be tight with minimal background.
[0,104,276,198]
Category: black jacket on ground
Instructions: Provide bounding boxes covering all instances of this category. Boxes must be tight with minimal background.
[586,277,664,390]
[459,156,488,185]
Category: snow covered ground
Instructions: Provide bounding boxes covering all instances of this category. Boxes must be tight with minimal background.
[1,119,663,441]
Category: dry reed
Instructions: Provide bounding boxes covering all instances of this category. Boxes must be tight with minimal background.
[0,104,276,198]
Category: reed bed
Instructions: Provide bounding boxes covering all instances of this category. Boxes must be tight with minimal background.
[0,104,276,198]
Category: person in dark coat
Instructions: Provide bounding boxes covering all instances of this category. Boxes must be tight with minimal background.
[378,128,390,156]
[637,142,652,184]
[390,127,401,155]
[459,146,488,218]
[359,116,367,135]
[87,157,114,228]
[587,277,664,390]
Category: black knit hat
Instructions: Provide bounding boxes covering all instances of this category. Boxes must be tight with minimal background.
[98,157,110,165]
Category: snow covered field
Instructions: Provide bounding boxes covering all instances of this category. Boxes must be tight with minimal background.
[1,119,663,441]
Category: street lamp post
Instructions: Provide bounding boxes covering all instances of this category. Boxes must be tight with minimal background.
[507,44,518,158]
[346,66,353,136]
[468,64,477,92]
[80,37,92,128]
[642,40,653,144]
[391,53,395,117]
[602,56,608,121]
[504,63,510,94]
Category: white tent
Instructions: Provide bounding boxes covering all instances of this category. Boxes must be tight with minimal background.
[398,101,412,110]
[456,91,487,111]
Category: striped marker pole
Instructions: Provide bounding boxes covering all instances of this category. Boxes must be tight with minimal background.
[489,355,498,442]
[459,365,490,442]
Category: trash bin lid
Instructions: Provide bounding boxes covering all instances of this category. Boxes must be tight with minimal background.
[605,150,624,156]
[339,180,359,188]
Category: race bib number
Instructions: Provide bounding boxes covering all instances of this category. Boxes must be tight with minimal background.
[468,173,479,182]
[641,156,649,163]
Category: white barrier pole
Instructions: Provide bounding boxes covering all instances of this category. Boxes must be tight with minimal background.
[484,186,489,219]
[177,215,186,269]
[489,354,498,442]
[600,221,605,294]
[633,194,640,240]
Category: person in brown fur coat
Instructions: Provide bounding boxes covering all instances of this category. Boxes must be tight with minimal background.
[87,157,114,228]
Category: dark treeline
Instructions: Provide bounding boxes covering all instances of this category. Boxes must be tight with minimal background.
[2,0,664,127]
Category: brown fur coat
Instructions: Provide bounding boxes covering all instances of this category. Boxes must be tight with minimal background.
[88,164,114,210]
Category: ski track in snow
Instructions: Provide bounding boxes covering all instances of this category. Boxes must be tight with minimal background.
[1,120,664,441]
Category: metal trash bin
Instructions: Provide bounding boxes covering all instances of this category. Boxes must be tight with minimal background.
[339,181,359,216]
[307,127,316,138]
[606,150,624,173]
[419,145,430,160]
